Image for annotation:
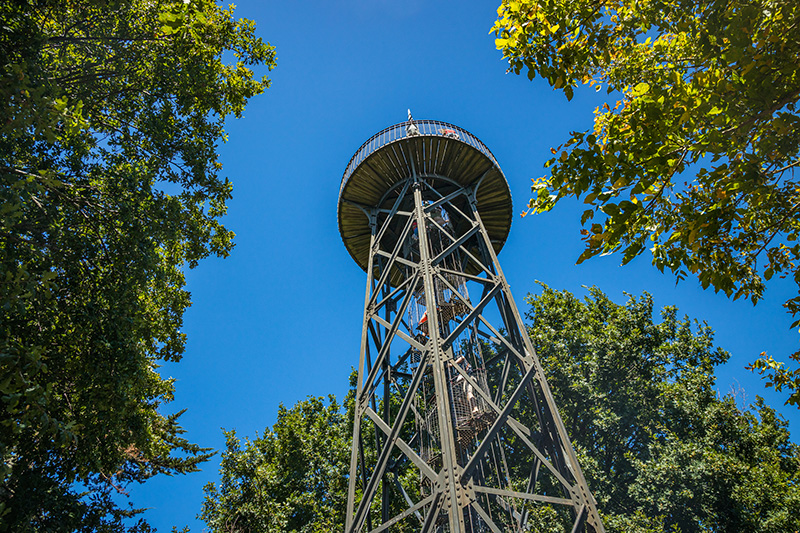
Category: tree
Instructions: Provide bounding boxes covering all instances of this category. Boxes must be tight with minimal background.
[0,0,275,529]
[200,396,351,533]
[201,288,800,532]
[491,0,800,405]
[525,285,800,532]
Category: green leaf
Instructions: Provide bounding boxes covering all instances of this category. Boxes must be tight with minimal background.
[631,82,650,96]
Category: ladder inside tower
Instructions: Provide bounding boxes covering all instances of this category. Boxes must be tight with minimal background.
[407,205,496,476]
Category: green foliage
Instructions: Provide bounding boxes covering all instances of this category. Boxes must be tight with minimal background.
[526,285,800,532]
[0,0,275,529]
[747,351,800,406]
[200,396,351,533]
[492,0,800,405]
[202,288,800,532]
[200,386,418,533]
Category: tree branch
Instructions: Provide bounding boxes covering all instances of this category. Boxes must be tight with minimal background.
[767,159,800,177]
[721,87,800,136]
[747,199,800,266]
[642,148,689,215]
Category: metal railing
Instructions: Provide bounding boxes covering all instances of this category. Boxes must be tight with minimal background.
[339,120,500,194]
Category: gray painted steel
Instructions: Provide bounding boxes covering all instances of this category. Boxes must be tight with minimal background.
[339,119,605,532]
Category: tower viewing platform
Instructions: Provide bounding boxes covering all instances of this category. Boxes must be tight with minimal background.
[337,118,513,273]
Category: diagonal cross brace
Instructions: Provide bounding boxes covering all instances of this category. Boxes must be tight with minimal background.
[349,349,430,533]
[460,363,536,482]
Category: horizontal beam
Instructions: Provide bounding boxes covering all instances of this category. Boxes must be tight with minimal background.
[473,485,574,507]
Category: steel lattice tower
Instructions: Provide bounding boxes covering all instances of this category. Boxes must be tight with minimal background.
[338,116,604,533]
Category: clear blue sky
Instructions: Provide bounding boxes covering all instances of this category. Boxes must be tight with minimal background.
[132,1,800,530]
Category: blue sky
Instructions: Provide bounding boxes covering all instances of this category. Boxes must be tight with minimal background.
[132,1,800,530]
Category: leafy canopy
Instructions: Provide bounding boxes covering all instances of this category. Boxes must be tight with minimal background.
[200,396,351,533]
[492,0,800,404]
[0,0,274,529]
[526,286,800,532]
[201,288,800,532]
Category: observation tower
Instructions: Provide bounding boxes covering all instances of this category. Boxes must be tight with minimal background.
[339,113,604,533]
